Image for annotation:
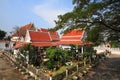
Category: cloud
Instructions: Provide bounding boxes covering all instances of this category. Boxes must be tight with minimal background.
[33,0,72,27]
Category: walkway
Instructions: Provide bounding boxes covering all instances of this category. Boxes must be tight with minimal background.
[82,54,120,80]
[0,52,24,80]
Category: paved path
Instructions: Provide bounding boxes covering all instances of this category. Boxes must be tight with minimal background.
[83,54,120,80]
[0,52,24,80]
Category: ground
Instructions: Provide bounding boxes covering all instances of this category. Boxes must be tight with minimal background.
[0,52,120,80]
[0,52,24,80]
[82,54,120,80]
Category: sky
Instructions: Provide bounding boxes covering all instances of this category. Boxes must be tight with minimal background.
[0,0,74,33]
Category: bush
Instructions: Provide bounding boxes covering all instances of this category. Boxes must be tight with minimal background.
[19,44,39,66]
[46,47,70,69]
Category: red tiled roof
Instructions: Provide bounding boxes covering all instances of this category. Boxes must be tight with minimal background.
[13,23,35,37]
[13,42,27,49]
[59,41,92,45]
[31,42,57,47]
[40,28,48,32]
[59,41,83,45]
[29,31,51,42]
[38,28,59,41]
[61,29,84,41]
[49,31,59,41]
[59,29,92,45]
[63,29,84,36]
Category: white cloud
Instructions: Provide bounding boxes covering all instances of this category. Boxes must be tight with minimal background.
[33,0,72,27]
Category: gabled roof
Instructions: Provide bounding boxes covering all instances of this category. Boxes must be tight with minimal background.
[61,29,84,41]
[13,28,60,48]
[49,31,59,41]
[38,28,59,41]
[31,42,57,47]
[13,42,27,49]
[13,41,57,49]
[40,28,48,32]
[59,29,92,45]
[13,23,36,37]
[29,31,51,42]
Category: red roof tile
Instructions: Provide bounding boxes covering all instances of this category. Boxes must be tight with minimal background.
[63,29,84,36]
[13,42,27,49]
[59,41,83,45]
[31,42,57,47]
[61,29,84,41]
[40,28,48,32]
[13,23,36,37]
[29,31,51,42]
[59,29,92,45]
[38,28,59,41]
[49,32,59,41]
[58,41,92,45]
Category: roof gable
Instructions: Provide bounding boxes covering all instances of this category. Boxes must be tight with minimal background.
[59,29,87,45]
[13,23,36,37]
[40,28,48,32]
[61,29,85,41]
[38,28,59,41]
[63,29,84,36]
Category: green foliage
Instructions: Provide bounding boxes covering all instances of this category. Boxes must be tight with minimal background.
[47,60,56,69]
[86,46,96,54]
[20,44,36,65]
[82,52,89,58]
[110,41,120,48]
[86,27,100,44]
[0,29,6,40]
[83,46,96,59]
[69,45,78,60]
[51,0,120,43]
[46,47,70,69]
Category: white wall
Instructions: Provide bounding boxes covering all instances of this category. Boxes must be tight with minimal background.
[0,42,5,50]
[0,41,14,51]
[60,45,71,50]
[25,30,31,42]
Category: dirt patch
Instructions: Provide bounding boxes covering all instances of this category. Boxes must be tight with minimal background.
[83,54,120,80]
[0,53,24,80]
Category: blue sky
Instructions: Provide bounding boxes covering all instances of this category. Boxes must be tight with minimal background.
[0,0,74,32]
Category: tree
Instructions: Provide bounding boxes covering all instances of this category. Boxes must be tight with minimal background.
[0,29,6,40]
[19,44,38,66]
[51,0,120,44]
[12,26,20,36]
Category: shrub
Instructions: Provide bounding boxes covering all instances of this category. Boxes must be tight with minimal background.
[46,47,70,69]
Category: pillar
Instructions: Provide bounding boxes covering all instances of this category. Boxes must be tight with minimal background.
[81,46,84,54]
[77,64,79,72]
[66,68,68,78]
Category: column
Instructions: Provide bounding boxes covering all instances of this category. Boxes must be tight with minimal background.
[81,46,84,54]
